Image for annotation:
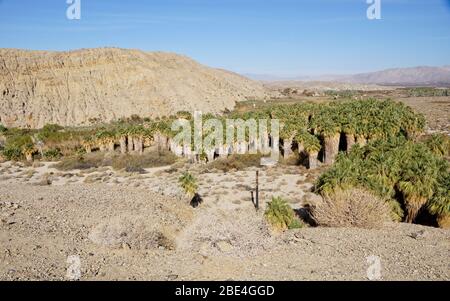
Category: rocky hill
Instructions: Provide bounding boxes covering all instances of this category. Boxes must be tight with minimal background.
[0,48,267,128]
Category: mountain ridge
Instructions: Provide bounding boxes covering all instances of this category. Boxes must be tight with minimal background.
[0,48,268,128]
[247,65,450,86]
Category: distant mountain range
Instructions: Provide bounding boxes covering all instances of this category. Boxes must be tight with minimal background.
[245,66,450,87]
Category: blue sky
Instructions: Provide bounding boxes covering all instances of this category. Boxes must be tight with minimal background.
[0,0,449,76]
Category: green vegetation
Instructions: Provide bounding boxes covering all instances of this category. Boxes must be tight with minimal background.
[179,172,198,197]
[315,137,450,223]
[404,87,450,97]
[53,150,177,172]
[424,134,450,157]
[0,99,426,169]
[265,197,303,231]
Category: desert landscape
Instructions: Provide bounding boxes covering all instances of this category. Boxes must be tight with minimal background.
[0,48,449,281]
[1,0,450,284]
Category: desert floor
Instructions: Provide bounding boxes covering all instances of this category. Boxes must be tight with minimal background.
[0,161,448,281]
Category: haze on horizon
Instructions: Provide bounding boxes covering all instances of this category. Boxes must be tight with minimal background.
[0,0,450,76]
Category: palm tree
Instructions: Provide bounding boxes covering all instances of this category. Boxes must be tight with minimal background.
[179,172,198,198]
[427,172,450,228]
[304,134,321,170]
[127,126,135,153]
[425,134,450,157]
[397,144,439,222]
[82,136,94,154]
[116,126,129,154]
[22,143,36,162]
[310,103,344,165]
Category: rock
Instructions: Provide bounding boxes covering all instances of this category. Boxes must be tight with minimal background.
[215,240,233,253]
[167,274,179,281]
[199,242,210,258]
[409,230,427,240]
[0,48,268,128]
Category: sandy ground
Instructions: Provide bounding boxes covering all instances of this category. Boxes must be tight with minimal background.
[0,161,449,281]
[398,96,450,134]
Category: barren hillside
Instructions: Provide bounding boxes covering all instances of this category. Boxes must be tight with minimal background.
[0,48,267,128]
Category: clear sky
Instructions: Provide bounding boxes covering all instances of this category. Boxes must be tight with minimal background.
[0,0,449,76]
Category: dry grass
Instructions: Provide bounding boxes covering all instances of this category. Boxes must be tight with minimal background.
[206,154,262,172]
[53,151,177,172]
[311,188,392,229]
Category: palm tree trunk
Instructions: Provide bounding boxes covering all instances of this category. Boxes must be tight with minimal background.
[308,151,319,169]
[127,135,134,152]
[85,145,92,154]
[120,136,127,154]
[260,132,270,155]
[405,196,427,223]
[172,143,183,157]
[161,135,169,150]
[108,141,115,152]
[136,138,143,154]
[99,144,106,152]
[235,141,247,155]
[249,138,258,154]
[25,152,33,162]
[324,133,340,165]
[283,137,294,159]
[298,142,305,155]
[206,149,215,162]
[346,133,356,152]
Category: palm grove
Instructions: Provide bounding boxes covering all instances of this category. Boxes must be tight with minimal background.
[0,99,449,227]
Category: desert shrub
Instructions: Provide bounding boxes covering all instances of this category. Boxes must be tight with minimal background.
[111,151,177,171]
[0,124,7,133]
[316,137,450,223]
[53,150,177,171]
[312,188,392,229]
[41,124,64,133]
[208,154,262,172]
[2,145,23,161]
[265,197,303,231]
[179,172,198,197]
[43,148,63,161]
[53,153,104,170]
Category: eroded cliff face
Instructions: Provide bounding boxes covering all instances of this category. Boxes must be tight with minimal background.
[0,48,267,128]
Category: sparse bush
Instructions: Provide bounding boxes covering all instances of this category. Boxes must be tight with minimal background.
[311,188,392,229]
[265,197,303,231]
[43,148,63,161]
[111,151,177,171]
[2,145,23,161]
[53,153,104,170]
[41,124,63,133]
[53,151,177,171]
[0,124,7,133]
